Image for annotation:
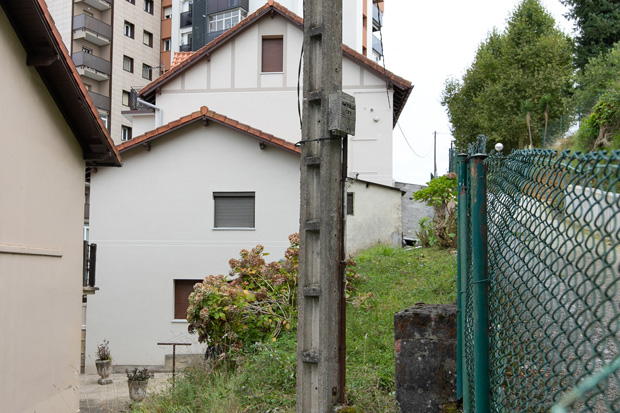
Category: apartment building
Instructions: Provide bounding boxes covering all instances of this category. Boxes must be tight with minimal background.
[161,0,385,69]
[47,0,162,143]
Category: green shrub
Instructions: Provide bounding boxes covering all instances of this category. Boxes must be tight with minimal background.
[186,234,299,356]
[412,174,458,248]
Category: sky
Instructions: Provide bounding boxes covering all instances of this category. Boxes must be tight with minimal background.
[381,0,574,185]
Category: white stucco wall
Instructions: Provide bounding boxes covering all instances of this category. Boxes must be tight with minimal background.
[144,13,394,185]
[0,9,86,412]
[346,180,403,256]
[86,121,301,370]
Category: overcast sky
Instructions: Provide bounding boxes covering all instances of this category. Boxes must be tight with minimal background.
[381,0,574,185]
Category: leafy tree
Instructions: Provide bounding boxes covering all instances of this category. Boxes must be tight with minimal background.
[442,0,574,152]
[560,0,620,72]
[574,41,620,116]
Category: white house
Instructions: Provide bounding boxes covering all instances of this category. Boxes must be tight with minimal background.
[85,1,410,370]
[130,1,412,187]
[86,106,403,370]
[0,0,121,410]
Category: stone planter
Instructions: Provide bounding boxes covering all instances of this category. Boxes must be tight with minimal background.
[95,359,112,385]
[128,379,149,402]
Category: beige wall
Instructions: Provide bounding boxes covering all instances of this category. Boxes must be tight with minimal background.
[0,8,86,413]
[111,0,162,142]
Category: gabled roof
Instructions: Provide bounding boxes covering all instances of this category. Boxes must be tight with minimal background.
[117,106,301,155]
[0,0,121,167]
[140,1,413,126]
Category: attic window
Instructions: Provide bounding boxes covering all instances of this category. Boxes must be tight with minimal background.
[261,37,283,73]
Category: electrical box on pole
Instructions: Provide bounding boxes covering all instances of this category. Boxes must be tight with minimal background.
[297,0,354,411]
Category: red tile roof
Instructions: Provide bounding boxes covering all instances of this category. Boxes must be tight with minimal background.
[171,51,195,68]
[139,1,413,125]
[1,0,121,167]
[117,106,300,155]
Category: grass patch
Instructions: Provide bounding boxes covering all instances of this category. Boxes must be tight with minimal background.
[136,245,456,412]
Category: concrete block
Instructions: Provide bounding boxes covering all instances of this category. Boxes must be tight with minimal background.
[395,304,458,412]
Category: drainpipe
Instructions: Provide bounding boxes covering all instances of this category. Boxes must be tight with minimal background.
[137,98,163,127]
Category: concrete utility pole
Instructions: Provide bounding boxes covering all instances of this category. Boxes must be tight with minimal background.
[297,0,351,411]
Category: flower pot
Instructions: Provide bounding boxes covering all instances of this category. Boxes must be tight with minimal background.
[128,379,149,402]
[95,359,112,385]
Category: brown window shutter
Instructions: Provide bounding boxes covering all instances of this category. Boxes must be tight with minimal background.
[262,37,283,72]
[174,280,201,319]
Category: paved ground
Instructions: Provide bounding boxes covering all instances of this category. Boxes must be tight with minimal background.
[79,372,172,413]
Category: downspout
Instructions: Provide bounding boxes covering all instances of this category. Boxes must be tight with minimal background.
[137,98,163,127]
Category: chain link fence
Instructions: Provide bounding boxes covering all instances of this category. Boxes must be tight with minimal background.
[457,138,620,412]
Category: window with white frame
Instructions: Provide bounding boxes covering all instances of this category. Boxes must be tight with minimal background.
[213,192,255,229]
[121,125,132,141]
[261,36,283,72]
[163,38,171,51]
[208,8,247,33]
[163,6,172,19]
[124,21,134,38]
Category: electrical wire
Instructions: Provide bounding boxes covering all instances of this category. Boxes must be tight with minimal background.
[297,44,304,131]
[397,122,431,158]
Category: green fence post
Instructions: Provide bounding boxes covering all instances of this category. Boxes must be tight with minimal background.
[470,153,490,413]
[456,154,468,405]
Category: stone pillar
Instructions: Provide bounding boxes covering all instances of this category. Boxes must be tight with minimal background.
[394,304,458,412]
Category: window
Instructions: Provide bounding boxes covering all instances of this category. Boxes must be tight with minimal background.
[144,0,153,14]
[143,30,153,47]
[122,90,130,106]
[213,192,255,228]
[261,37,283,73]
[100,113,109,129]
[142,64,152,80]
[123,55,134,72]
[347,192,354,215]
[208,8,247,33]
[126,0,135,4]
[163,38,171,51]
[163,6,172,19]
[174,280,201,319]
[124,21,134,38]
[82,46,92,54]
[121,125,132,141]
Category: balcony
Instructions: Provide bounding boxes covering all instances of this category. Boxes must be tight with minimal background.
[372,4,383,31]
[207,0,248,15]
[74,0,112,11]
[87,91,110,112]
[179,42,192,52]
[73,51,111,81]
[372,34,383,57]
[180,10,192,28]
[73,14,112,46]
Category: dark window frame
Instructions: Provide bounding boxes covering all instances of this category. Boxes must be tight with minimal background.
[121,125,132,141]
[143,30,153,47]
[122,55,134,72]
[144,0,154,14]
[142,64,152,80]
[347,192,354,215]
[124,21,135,38]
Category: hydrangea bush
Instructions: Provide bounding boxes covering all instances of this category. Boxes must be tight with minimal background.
[186,234,299,355]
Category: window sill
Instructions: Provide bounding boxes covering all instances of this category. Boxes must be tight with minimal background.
[260,72,284,75]
[171,319,189,323]
[212,228,256,231]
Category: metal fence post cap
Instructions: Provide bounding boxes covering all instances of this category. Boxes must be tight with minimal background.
[470,153,488,159]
